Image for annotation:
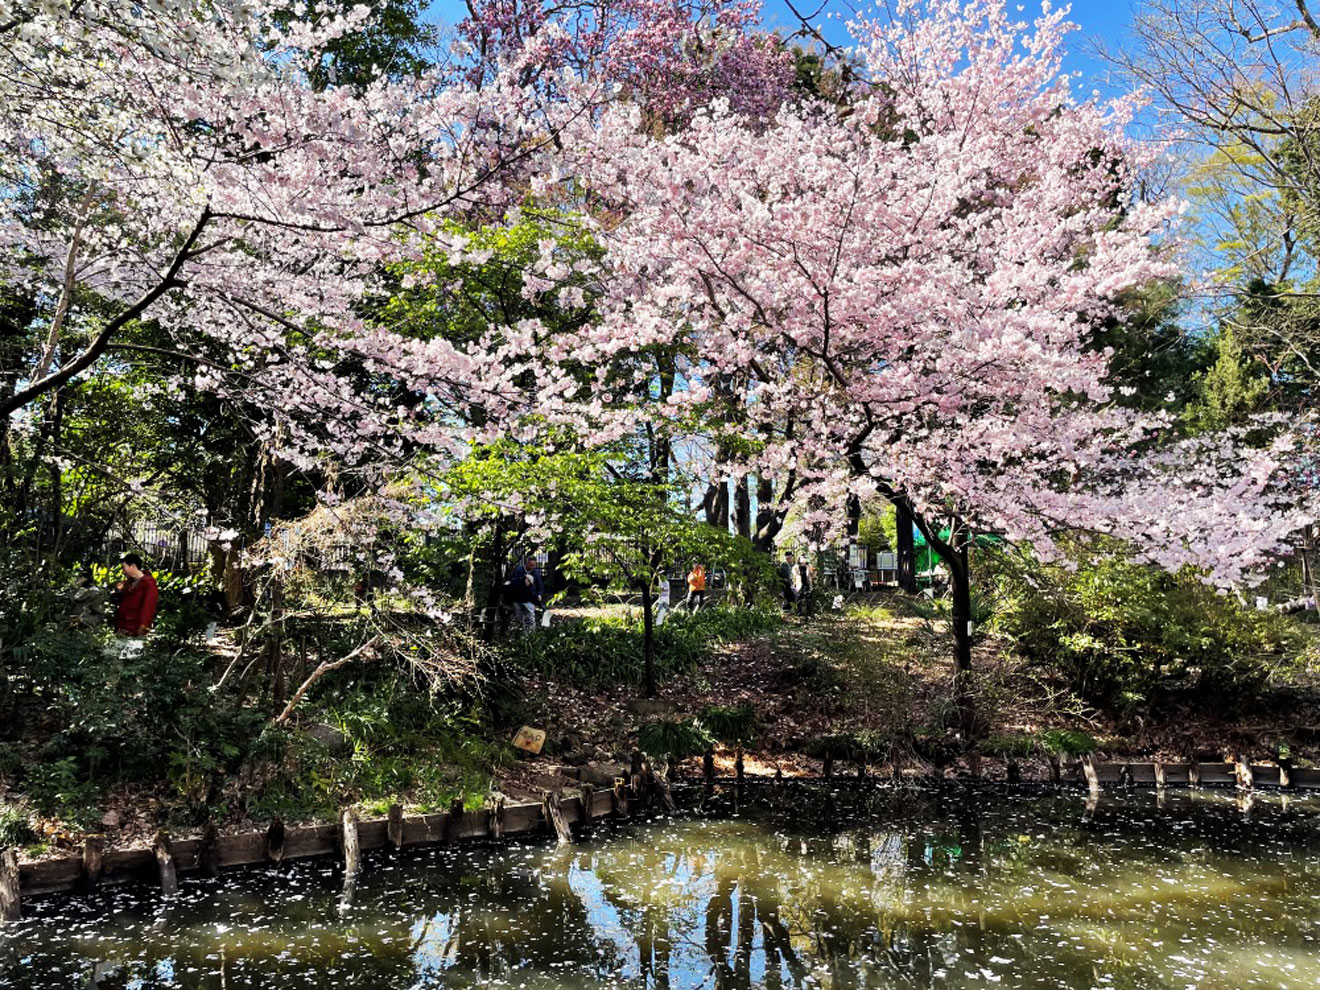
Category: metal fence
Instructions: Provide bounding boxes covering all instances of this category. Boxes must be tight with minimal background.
[104,520,218,572]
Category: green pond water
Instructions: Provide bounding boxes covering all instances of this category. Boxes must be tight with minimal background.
[3,786,1320,989]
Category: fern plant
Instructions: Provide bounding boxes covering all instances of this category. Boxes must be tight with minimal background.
[638,719,711,760]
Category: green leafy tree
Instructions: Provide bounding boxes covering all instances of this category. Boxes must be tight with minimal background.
[1188,324,1272,430]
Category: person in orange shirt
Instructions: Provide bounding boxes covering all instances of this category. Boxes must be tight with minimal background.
[684,562,707,612]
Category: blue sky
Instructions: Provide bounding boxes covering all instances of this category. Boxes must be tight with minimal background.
[758,1,1137,94]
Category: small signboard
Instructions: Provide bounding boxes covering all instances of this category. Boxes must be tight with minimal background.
[512,726,546,754]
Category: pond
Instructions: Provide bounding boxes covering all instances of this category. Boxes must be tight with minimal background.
[4,786,1320,989]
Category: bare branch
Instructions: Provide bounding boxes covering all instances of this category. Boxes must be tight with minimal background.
[0,207,212,419]
[274,636,381,725]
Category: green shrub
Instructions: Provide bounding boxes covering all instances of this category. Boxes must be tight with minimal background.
[638,719,710,760]
[805,730,890,762]
[983,542,1308,715]
[698,704,758,746]
[26,757,102,826]
[1038,728,1097,757]
[514,605,782,689]
[983,732,1036,758]
[244,671,510,822]
[7,621,263,823]
[0,805,39,847]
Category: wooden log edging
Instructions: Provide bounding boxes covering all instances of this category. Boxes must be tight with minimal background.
[653,758,1320,800]
[14,786,635,902]
[668,758,1320,794]
[1052,761,1320,791]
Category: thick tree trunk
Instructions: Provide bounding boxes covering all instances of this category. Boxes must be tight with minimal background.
[846,494,861,539]
[208,542,248,615]
[890,495,979,741]
[945,524,976,740]
[949,538,972,674]
[481,516,509,643]
[734,475,751,540]
[702,473,729,531]
[641,582,656,699]
[753,475,779,553]
[896,500,917,593]
[268,577,287,710]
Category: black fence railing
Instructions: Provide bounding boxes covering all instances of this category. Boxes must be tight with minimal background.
[104,521,219,572]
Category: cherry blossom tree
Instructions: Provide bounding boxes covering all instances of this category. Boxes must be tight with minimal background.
[457,0,794,126]
[494,0,1317,688]
[0,0,574,462]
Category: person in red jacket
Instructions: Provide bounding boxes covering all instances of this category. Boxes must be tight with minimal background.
[113,553,158,636]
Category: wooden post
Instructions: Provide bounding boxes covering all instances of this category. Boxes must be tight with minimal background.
[154,831,178,896]
[735,747,745,784]
[1154,761,1167,789]
[266,818,286,865]
[0,848,19,922]
[488,797,505,840]
[199,823,220,877]
[654,771,677,812]
[387,804,405,851]
[80,837,105,893]
[1234,753,1254,791]
[703,749,715,785]
[543,791,572,846]
[856,750,867,783]
[446,798,465,844]
[580,784,595,821]
[337,807,361,911]
[341,809,361,878]
[1006,760,1021,785]
[1081,755,1100,798]
[822,753,833,782]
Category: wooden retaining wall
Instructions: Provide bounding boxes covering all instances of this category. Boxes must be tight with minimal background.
[8,756,1320,917]
[9,785,631,910]
[1058,759,1320,790]
[798,754,1320,792]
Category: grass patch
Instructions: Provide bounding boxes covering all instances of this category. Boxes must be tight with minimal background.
[514,605,782,689]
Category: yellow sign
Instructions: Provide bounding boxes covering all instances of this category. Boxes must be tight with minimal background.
[512,726,546,754]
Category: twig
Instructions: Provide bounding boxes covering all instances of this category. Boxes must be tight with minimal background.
[274,636,381,724]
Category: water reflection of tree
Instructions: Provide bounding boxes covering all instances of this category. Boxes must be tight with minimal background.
[583,806,933,990]
[419,846,624,983]
[35,791,1320,989]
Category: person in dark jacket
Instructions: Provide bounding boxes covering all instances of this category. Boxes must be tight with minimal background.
[113,553,158,636]
[506,554,544,632]
[779,551,798,611]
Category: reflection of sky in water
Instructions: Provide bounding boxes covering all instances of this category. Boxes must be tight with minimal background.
[410,910,454,977]
[4,788,1320,989]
